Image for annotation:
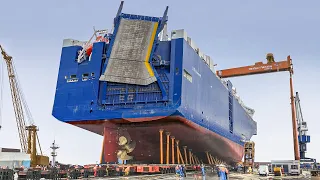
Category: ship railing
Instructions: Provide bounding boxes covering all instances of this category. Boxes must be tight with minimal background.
[77,28,108,64]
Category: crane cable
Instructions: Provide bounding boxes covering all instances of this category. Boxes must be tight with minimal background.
[11,60,34,126]
[11,58,42,154]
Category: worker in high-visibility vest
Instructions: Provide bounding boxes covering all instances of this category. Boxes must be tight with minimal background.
[124,166,130,176]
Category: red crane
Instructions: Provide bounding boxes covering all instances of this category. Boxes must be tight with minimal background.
[216,53,300,161]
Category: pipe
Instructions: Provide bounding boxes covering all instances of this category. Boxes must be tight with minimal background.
[290,70,300,160]
[166,132,170,164]
[171,136,175,164]
[159,129,164,164]
[183,146,188,164]
[176,140,180,164]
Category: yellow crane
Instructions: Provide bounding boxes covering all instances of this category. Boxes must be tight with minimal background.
[0,45,49,167]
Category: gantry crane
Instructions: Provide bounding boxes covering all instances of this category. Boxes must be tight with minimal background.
[216,53,300,161]
[0,45,49,167]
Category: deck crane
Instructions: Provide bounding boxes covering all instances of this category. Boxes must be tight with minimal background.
[216,53,300,161]
[0,45,49,167]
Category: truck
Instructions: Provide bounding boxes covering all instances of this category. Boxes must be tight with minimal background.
[258,165,269,176]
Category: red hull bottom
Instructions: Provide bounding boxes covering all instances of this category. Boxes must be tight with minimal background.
[69,116,244,165]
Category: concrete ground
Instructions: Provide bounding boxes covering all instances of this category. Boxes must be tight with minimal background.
[105,171,217,179]
[103,170,312,179]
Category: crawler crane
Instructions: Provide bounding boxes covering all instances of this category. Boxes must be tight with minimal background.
[0,45,49,167]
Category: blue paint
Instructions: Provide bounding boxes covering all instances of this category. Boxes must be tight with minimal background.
[299,135,310,143]
[52,11,257,150]
[22,160,31,168]
[118,159,126,164]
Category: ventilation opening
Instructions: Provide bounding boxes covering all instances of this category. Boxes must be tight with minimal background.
[67,74,79,83]
[82,73,89,81]
[183,69,192,83]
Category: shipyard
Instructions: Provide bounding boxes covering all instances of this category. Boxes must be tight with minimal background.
[0,0,319,179]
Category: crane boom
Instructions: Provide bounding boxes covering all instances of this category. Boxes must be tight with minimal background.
[0,45,49,167]
[0,45,28,152]
[216,56,292,78]
[216,54,300,161]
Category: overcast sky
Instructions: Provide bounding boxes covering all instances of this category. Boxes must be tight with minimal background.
[0,0,319,165]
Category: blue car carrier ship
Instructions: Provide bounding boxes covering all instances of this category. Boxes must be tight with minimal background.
[52,1,257,164]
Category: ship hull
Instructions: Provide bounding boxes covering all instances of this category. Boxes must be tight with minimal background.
[53,11,257,165]
[69,115,244,164]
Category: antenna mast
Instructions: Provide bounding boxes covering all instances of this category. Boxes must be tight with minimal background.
[50,140,60,167]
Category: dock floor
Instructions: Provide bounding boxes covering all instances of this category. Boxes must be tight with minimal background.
[104,171,311,179]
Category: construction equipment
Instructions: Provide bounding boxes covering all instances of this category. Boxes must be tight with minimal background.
[0,45,49,167]
[216,54,300,161]
[295,92,310,159]
[216,54,292,78]
[273,167,283,176]
[243,141,255,173]
[295,92,318,171]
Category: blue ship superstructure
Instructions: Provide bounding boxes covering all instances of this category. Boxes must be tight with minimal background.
[52,2,257,164]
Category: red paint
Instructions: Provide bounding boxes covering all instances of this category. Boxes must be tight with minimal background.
[69,116,244,164]
[103,127,118,163]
